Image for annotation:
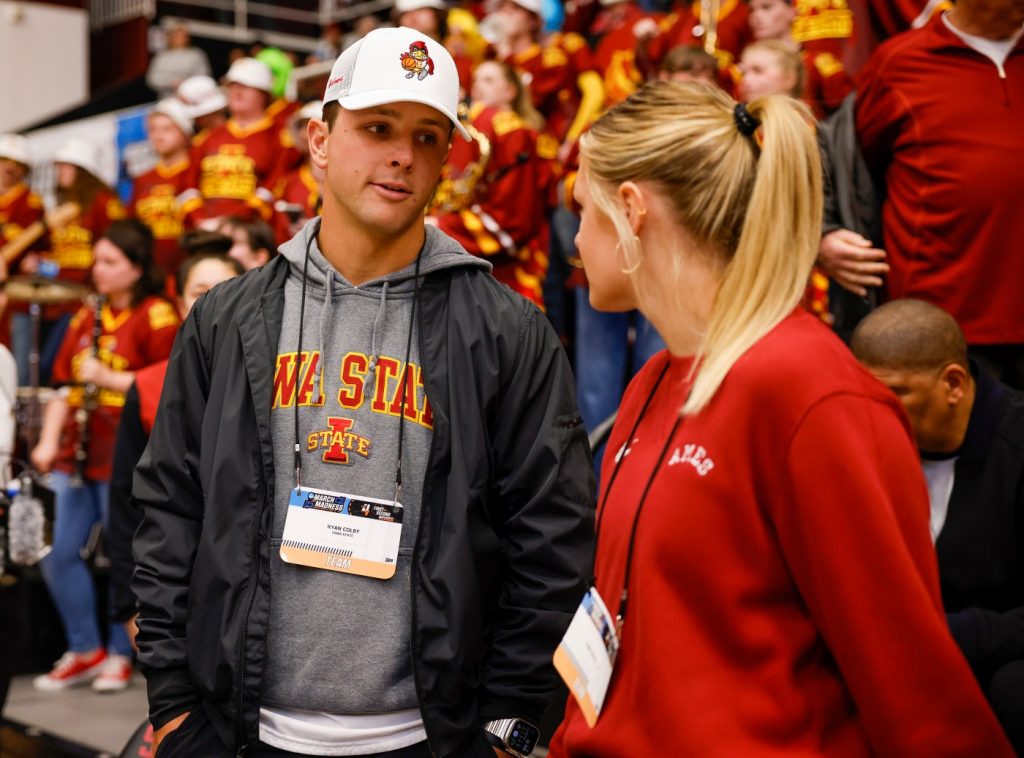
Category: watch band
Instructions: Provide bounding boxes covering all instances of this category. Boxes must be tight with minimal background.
[483,718,538,758]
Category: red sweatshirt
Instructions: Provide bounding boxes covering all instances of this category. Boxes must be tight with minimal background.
[855,15,1024,345]
[549,310,1010,757]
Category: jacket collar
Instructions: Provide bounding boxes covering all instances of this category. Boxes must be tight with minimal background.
[956,361,1009,466]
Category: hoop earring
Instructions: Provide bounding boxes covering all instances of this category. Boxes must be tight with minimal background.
[615,235,643,275]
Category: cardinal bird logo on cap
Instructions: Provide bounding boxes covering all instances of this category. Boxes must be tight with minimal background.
[400,40,435,81]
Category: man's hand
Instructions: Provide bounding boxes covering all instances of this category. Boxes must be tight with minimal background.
[78,356,109,387]
[126,613,140,654]
[493,749,514,758]
[151,711,190,756]
[817,228,888,298]
[30,438,59,473]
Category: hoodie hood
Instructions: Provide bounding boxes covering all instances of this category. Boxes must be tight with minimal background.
[279,217,491,294]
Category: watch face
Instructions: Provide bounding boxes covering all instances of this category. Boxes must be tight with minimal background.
[508,720,540,754]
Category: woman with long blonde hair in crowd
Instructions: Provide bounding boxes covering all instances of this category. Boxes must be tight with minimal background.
[547,82,1011,754]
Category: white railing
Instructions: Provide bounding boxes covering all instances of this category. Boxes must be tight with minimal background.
[91,0,157,30]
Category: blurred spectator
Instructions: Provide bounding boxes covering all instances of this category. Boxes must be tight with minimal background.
[747,0,853,118]
[589,0,660,106]
[179,58,294,230]
[393,0,447,40]
[495,0,604,149]
[30,219,179,694]
[852,299,1024,751]
[129,99,194,281]
[176,74,228,139]
[738,39,803,101]
[274,101,324,240]
[146,22,212,99]
[0,134,45,271]
[645,0,752,73]
[855,2,1024,387]
[430,61,550,307]
[308,22,344,63]
[342,14,384,50]
[256,47,302,133]
[657,44,719,83]
[219,215,276,270]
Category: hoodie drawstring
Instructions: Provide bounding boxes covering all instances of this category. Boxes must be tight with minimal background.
[363,281,389,397]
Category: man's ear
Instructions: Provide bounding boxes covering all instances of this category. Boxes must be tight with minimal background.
[308,118,330,171]
[941,363,970,405]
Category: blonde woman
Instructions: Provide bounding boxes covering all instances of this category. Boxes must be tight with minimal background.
[738,38,804,102]
[548,82,1011,755]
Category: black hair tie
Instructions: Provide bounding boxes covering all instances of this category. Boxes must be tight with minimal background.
[733,103,760,138]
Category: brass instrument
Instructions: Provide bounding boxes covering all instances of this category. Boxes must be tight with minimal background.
[70,295,104,486]
[431,105,492,214]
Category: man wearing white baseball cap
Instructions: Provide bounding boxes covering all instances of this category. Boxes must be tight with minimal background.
[179,56,298,228]
[135,25,594,758]
[129,99,195,276]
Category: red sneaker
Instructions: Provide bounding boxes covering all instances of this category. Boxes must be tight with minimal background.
[92,654,133,693]
[33,649,107,691]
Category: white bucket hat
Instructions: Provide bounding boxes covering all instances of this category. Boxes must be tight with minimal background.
[151,98,195,137]
[177,75,228,119]
[508,0,542,14]
[322,26,470,141]
[0,134,30,166]
[53,137,102,178]
[224,57,275,93]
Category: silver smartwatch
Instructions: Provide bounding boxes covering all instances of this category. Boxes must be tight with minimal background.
[482,718,540,757]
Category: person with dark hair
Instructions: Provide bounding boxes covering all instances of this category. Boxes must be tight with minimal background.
[852,299,1024,751]
[657,44,719,84]
[108,243,243,654]
[29,218,180,694]
[219,215,276,270]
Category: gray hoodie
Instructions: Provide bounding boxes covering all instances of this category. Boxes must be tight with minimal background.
[263,220,489,715]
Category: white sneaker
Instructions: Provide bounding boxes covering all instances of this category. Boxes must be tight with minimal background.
[33,649,107,691]
[91,654,133,693]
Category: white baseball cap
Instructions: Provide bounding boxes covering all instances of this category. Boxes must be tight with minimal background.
[296,100,322,123]
[177,75,228,118]
[0,134,30,166]
[395,0,448,11]
[322,26,470,141]
[224,57,274,93]
[508,0,542,14]
[151,98,195,137]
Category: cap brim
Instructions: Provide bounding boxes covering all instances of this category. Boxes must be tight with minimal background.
[335,89,471,142]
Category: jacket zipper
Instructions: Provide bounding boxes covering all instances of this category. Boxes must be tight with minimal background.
[235,427,268,753]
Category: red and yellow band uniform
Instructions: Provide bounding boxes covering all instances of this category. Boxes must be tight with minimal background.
[274,164,321,241]
[502,32,598,143]
[648,0,753,72]
[46,189,125,288]
[592,3,665,105]
[181,116,296,226]
[432,104,549,308]
[129,158,191,277]
[792,0,854,57]
[51,297,179,482]
[802,47,854,119]
[0,181,45,264]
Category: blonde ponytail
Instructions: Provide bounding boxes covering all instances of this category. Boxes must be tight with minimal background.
[580,82,822,415]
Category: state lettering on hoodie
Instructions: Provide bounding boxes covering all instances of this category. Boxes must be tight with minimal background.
[273,349,434,430]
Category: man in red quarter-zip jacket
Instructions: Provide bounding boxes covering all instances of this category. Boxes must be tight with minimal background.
[855,1,1024,386]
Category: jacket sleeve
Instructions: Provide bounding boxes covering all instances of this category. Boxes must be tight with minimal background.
[109,383,149,622]
[949,606,1024,675]
[131,302,211,729]
[854,53,903,183]
[771,394,1012,756]
[478,303,597,723]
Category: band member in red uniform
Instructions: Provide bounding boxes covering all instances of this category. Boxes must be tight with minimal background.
[747,0,853,118]
[549,80,1012,757]
[645,0,753,72]
[495,0,605,148]
[179,58,295,229]
[274,102,324,241]
[31,219,179,694]
[129,99,194,279]
[590,0,664,105]
[0,134,44,254]
[430,61,550,307]
[256,47,302,135]
[791,0,854,57]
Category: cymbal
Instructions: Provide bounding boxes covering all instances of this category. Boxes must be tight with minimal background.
[4,276,89,305]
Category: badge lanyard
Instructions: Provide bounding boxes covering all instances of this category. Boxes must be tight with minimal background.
[292,229,424,505]
[594,360,683,636]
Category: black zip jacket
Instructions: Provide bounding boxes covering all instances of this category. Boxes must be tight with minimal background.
[132,253,596,756]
